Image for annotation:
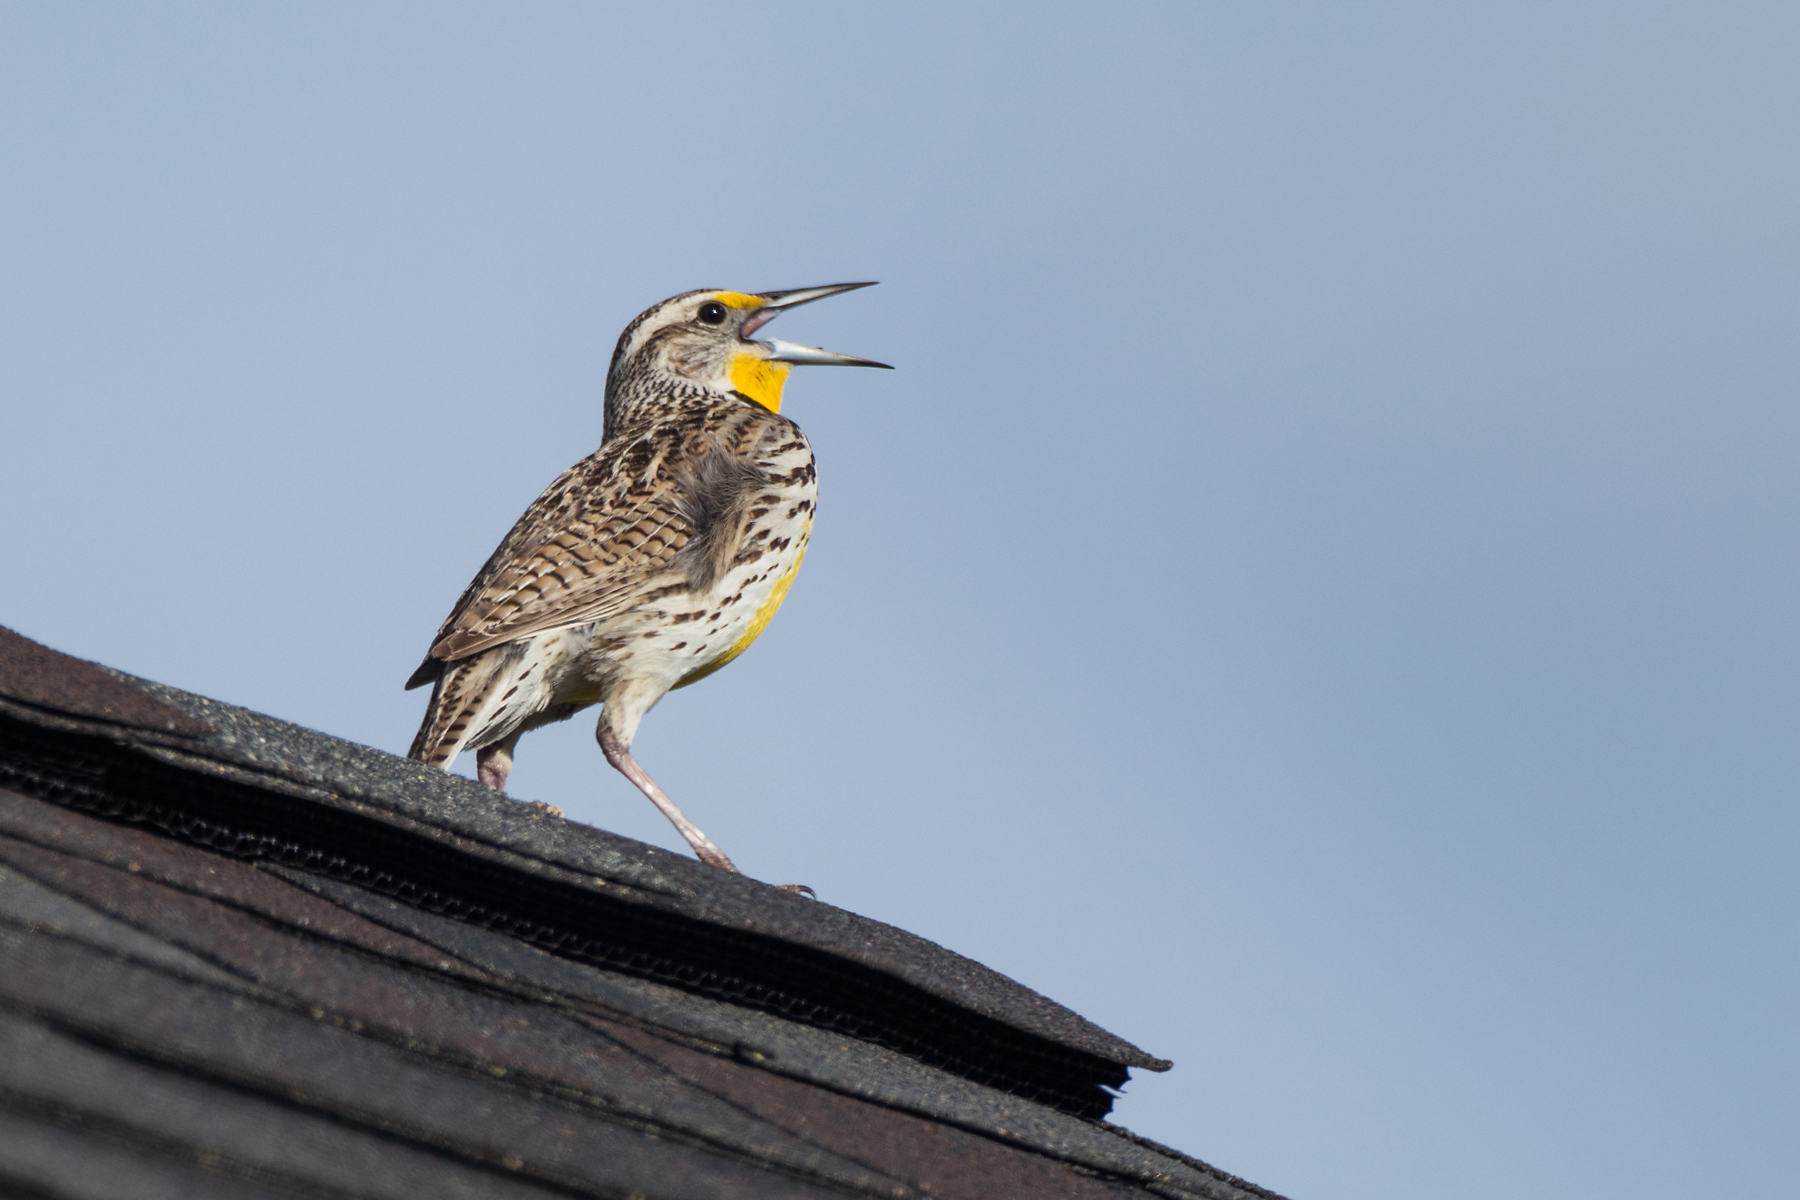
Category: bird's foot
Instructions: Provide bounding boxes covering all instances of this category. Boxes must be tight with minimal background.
[776,884,817,899]
[525,800,564,818]
[693,844,742,873]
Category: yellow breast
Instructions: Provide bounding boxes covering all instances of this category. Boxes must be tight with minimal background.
[672,547,807,690]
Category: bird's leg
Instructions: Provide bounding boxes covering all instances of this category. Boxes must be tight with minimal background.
[475,745,511,790]
[476,730,522,791]
[597,726,740,873]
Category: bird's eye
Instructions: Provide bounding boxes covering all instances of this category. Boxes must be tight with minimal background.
[697,301,728,325]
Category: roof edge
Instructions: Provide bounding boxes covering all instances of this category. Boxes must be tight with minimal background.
[0,624,1173,1088]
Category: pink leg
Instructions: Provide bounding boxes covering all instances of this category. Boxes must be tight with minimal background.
[598,727,739,873]
[476,742,513,791]
[477,738,561,816]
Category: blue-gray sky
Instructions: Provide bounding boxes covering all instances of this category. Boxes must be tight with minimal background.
[3,5,1796,1197]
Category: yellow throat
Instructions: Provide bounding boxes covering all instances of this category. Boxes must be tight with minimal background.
[730,352,791,413]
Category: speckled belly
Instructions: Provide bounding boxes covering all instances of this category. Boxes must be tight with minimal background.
[671,535,808,689]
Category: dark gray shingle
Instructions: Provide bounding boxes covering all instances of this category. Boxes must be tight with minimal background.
[0,625,1285,1200]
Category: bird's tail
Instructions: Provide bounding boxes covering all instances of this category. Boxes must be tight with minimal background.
[407,641,530,768]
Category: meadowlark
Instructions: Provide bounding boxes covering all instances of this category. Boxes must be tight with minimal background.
[406,283,888,873]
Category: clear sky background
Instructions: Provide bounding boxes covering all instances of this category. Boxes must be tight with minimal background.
[2,4,1796,1197]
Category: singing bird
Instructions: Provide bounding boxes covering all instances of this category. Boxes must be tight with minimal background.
[406,283,888,873]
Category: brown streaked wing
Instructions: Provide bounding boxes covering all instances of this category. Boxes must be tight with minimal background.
[427,486,695,664]
[410,404,785,677]
[415,455,605,659]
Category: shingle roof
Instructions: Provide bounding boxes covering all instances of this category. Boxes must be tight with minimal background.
[0,625,1287,1200]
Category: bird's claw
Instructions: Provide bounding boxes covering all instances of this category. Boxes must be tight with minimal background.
[776,883,817,899]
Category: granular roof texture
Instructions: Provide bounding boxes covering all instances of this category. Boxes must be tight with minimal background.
[0,625,1288,1200]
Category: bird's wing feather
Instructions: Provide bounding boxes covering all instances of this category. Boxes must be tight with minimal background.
[412,419,770,671]
[430,496,693,663]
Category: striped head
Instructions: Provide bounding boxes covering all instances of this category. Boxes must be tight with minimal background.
[603,283,890,436]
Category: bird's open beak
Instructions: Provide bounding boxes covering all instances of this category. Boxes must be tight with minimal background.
[742,282,893,368]
[761,339,892,368]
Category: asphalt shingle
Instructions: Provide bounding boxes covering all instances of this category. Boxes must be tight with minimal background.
[0,625,1284,1200]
